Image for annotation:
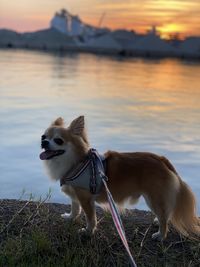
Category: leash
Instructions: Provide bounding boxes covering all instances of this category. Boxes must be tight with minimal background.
[102,179,137,267]
[94,150,137,267]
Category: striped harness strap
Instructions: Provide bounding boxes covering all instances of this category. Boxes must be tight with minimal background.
[60,148,106,194]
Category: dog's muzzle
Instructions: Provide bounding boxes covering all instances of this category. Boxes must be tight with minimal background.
[40,139,65,160]
[41,140,49,150]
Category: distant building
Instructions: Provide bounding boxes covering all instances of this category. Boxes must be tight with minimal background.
[84,33,122,53]
[50,9,109,40]
[0,29,23,48]
[22,28,77,50]
[128,26,177,57]
[111,29,142,53]
[2,9,200,59]
[179,37,200,58]
[50,9,83,36]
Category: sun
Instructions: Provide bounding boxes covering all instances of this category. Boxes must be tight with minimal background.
[158,23,185,39]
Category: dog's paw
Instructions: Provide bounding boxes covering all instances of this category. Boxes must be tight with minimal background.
[152,231,162,241]
[78,227,96,236]
[78,228,88,234]
[78,228,91,238]
[153,217,159,226]
[61,213,73,220]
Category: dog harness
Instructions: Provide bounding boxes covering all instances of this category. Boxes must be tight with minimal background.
[60,148,107,194]
[60,148,137,266]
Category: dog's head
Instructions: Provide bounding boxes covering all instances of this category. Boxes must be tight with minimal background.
[40,115,89,162]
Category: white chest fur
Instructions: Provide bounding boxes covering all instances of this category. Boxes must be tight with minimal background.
[43,143,77,181]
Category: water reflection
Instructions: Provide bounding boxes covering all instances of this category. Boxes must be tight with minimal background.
[0,49,200,212]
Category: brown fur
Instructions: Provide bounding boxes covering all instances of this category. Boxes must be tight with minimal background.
[43,116,200,240]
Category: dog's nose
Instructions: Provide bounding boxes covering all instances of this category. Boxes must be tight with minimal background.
[41,140,49,149]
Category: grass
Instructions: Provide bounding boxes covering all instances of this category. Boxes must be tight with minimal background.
[0,199,199,267]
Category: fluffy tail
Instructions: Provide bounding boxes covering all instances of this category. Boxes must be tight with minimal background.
[171,179,200,239]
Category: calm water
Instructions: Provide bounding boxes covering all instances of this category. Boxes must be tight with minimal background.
[0,49,200,212]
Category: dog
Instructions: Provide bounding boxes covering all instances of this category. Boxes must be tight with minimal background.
[40,116,200,240]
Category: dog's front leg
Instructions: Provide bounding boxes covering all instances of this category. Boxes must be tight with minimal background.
[78,197,97,234]
[61,200,82,221]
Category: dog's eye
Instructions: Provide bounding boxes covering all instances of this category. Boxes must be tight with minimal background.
[54,138,64,145]
[41,135,46,140]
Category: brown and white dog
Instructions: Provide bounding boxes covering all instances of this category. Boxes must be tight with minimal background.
[40,116,200,240]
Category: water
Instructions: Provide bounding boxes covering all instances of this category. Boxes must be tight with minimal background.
[0,49,200,212]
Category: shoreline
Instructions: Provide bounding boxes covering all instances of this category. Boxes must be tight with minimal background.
[1,28,200,61]
[1,45,200,61]
[0,199,199,266]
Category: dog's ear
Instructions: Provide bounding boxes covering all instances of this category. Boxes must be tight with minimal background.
[69,116,85,135]
[51,117,64,127]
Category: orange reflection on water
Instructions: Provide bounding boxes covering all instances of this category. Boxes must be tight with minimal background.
[1,50,200,123]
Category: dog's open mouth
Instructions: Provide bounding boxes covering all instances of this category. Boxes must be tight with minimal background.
[40,150,65,160]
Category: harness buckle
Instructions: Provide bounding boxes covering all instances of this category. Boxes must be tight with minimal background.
[90,181,97,187]
[90,184,97,194]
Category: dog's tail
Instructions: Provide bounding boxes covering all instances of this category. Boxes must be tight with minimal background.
[161,157,200,239]
[171,179,200,239]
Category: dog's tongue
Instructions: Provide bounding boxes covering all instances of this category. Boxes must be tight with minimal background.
[40,150,56,160]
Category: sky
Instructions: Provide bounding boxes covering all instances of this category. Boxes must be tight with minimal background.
[0,0,200,39]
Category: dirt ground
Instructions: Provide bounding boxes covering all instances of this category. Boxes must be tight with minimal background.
[0,199,199,267]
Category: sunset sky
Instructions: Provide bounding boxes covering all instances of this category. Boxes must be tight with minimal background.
[0,0,200,38]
